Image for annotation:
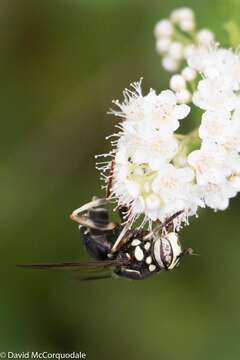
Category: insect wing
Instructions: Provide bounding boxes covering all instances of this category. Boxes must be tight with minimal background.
[17,258,129,272]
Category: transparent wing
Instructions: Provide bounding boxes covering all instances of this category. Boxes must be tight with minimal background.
[17,258,129,272]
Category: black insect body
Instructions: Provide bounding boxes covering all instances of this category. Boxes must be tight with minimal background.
[75,199,194,280]
[79,207,117,260]
[114,235,157,280]
[19,198,193,280]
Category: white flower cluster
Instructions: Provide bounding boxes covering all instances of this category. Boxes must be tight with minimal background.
[187,46,240,210]
[153,7,240,211]
[154,7,214,74]
[97,7,240,228]
[100,81,202,226]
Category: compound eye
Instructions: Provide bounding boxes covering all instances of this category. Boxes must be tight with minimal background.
[167,233,183,270]
[153,239,164,269]
[153,238,172,269]
[160,237,173,268]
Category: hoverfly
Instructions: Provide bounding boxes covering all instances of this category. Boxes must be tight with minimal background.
[18,197,194,280]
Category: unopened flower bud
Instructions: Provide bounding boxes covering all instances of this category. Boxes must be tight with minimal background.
[181,67,197,81]
[176,89,191,104]
[170,7,194,24]
[162,56,179,72]
[179,18,195,32]
[168,42,183,60]
[197,29,214,46]
[156,37,171,53]
[154,19,173,38]
[170,74,186,91]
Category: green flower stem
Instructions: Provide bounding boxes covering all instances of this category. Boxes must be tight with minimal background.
[173,28,197,46]
[188,79,197,93]
[181,128,201,152]
[187,128,201,154]
[174,128,201,166]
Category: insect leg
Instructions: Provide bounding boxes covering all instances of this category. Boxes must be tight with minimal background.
[143,210,184,241]
[106,160,115,199]
[110,223,133,254]
[162,210,184,232]
[117,206,129,222]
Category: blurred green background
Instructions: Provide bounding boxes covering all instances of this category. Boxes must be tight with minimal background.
[2,0,240,359]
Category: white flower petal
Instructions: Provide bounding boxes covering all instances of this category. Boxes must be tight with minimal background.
[173,104,190,119]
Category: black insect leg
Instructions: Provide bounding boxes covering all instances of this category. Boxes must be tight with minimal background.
[162,210,184,232]
[114,264,158,280]
[118,206,129,222]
